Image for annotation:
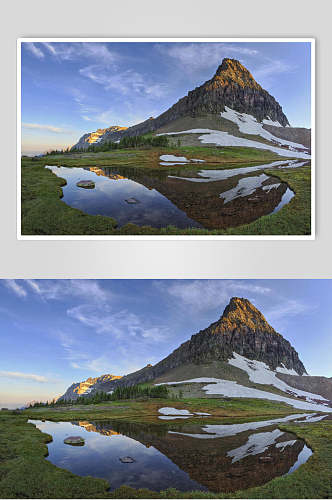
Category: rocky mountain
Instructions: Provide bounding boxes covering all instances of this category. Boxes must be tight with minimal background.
[72,126,127,150]
[56,297,332,411]
[58,374,122,401]
[71,58,310,156]
[78,297,308,397]
[75,59,290,144]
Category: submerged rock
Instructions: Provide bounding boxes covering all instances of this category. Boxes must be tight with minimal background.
[119,456,135,463]
[125,198,140,204]
[64,436,85,446]
[76,180,95,189]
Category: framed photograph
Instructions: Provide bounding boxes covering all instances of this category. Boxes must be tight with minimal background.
[1,278,331,498]
[18,38,314,240]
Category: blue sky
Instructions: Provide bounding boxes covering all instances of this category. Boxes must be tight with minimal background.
[21,41,311,155]
[0,279,330,408]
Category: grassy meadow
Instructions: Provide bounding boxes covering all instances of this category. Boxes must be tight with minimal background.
[21,146,311,236]
[0,397,330,499]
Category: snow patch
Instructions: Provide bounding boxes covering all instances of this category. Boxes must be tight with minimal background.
[227,429,284,463]
[159,155,205,166]
[219,173,272,204]
[294,414,328,423]
[262,117,283,127]
[276,439,297,450]
[168,159,297,184]
[158,407,192,416]
[158,415,190,420]
[158,128,310,160]
[160,155,188,163]
[220,107,306,150]
[228,353,326,402]
[168,413,310,440]
[157,377,332,412]
[276,363,300,376]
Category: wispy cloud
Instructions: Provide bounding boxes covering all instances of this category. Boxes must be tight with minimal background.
[4,279,111,303]
[39,42,119,65]
[25,42,45,59]
[266,299,314,322]
[79,65,167,98]
[158,280,271,312]
[252,59,293,81]
[22,123,69,134]
[0,371,48,383]
[4,280,27,298]
[67,303,167,341]
[156,42,259,72]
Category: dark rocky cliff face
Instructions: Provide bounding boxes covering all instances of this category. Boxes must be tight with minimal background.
[98,297,307,393]
[104,58,290,142]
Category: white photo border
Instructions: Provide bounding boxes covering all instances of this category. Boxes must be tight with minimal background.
[17,37,315,241]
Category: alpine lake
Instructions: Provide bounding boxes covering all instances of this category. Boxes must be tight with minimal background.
[28,412,327,494]
[46,158,308,230]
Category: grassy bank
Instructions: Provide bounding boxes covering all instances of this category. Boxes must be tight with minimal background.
[23,397,304,424]
[21,149,311,236]
[0,402,330,499]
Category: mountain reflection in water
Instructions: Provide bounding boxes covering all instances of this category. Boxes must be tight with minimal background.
[29,415,313,493]
[46,159,307,230]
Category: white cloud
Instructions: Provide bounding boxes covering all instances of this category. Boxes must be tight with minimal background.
[252,59,293,81]
[5,280,27,298]
[22,123,68,134]
[67,304,167,342]
[4,279,111,303]
[42,42,118,65]
[156,43,259,72]
[25,42,44,59]
[79,65,167,98]
[0,371,48,383]
[266,299,314,322]
[159,280,271,312]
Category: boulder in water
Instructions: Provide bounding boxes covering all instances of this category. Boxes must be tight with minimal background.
[76,180,95,189]
[64,436,85,446]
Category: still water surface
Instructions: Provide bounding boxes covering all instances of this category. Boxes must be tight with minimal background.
[47,159,306,230]
[30,414,314,493]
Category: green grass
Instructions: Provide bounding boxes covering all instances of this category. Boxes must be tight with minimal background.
[23,397,304,424]
[21,149,311,236]
[0,406,331,499]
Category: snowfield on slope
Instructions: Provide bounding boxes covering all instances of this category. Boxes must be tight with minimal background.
[228,353,327,402]
[220,107,307,150]
[158,129,310,159]
[156,378,332,412]
[157,109,311,161]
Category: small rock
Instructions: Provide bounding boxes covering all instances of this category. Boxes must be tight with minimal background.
[125,198,140,204]
[119,456,135,463]
[76,180,95,189]
[64,436,85,446]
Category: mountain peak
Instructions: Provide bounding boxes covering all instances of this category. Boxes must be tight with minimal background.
[211,58,262,90]
[218,297,275,334]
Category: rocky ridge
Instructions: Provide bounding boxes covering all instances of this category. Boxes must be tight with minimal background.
[59,374,122,401]
[73,126,127,150]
